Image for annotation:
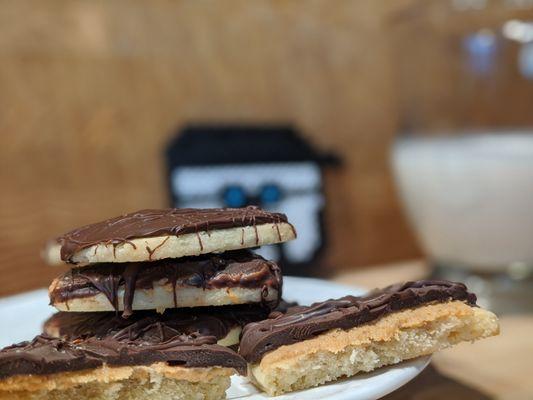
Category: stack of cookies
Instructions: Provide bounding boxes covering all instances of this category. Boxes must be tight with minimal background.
[0,206,500,400]
[0,206,295,400]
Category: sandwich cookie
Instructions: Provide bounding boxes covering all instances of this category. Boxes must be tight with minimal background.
[49,251,282,316]
[0,333,246,400]
[44,207,296,266]
[239,280,499,396]
[44,305,270,348]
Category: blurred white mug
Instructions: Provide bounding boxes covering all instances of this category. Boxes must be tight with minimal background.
[392,131,533,274]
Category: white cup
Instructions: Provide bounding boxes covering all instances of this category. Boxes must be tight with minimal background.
[392,132,533,273]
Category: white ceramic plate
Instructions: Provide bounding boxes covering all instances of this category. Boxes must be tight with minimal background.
[0,277,430,400]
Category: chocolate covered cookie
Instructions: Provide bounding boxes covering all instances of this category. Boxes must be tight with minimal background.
[0,332,246,400]
[44,207,296,266]
[44,304,270,348]
[49,251,282,316]
[239,280,499,396]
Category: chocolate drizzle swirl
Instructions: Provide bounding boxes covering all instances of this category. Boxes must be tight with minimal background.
[239,280,477,363]
[44,305,270,343]
[49,251,282,317]
[56,206,291,262]
[0,334,247,379]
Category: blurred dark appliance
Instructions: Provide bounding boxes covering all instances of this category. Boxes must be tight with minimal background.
[165,125,339,276]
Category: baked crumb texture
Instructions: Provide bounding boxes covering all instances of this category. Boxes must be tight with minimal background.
[249,301,499,396]
[0,363,232,400]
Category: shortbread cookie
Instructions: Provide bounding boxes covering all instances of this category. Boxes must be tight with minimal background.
[239,280,499,395]
[49,251,282,316]
[0,363,233,400]
[0,334,246,400]
[44,305,269,348]
[45,207,296,265]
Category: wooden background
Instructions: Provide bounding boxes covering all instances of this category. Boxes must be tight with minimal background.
[1,0,532,295]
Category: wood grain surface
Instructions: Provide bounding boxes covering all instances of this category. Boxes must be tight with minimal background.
[1,1,533,295]
[0,0,420,295]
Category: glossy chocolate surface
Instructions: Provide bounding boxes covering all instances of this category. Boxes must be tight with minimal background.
[50,251,282,317]
[239,280,477,363]
[44,305,270,342]
[56,206,292,262]
[0,334,247,379]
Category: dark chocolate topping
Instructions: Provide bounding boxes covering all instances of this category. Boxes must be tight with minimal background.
[56,206,291,262]
[0,334,247,379]
[239,280,477,363]
[50,251,282,317]
[44,305,270,343]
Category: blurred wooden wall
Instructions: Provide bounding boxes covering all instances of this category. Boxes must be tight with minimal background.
[390,1,533,131]
[3,0,530,295]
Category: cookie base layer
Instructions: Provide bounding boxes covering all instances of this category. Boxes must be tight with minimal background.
[50,285,279,313]
[46,223,295,265]
[249,301,499,396]
[0,363,232,400]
